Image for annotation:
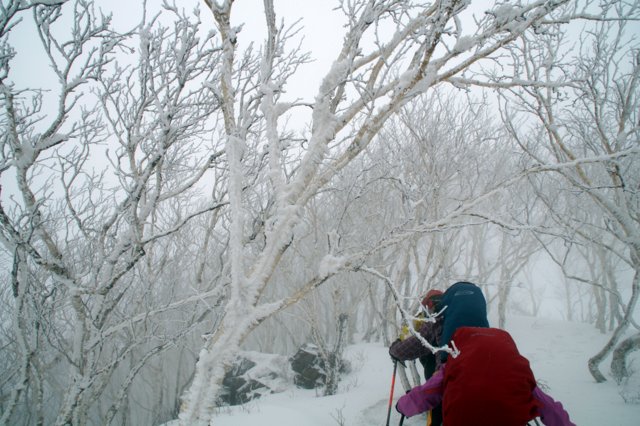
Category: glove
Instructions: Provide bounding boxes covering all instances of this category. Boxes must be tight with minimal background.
[395,390,412,417]
[389,339,407,366]
[396,401,409,417]
[390,353,406,367]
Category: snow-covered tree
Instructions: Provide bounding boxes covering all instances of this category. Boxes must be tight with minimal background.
[180,1,588,423]
[2,0,630,424]
[0,1,226,424]
[495,0,640,382]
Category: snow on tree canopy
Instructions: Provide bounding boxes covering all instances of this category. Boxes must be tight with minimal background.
[318,254,346,279]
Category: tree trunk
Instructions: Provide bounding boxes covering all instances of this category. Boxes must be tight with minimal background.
[588,271,639,382]
[498,283,511,329]
[611,332,640,384]
[398,364,412,393]
[323,313,349,396]
[593,285,607,333]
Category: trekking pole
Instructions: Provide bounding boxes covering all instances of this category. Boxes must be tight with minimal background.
[398,414,405,425]
[385,360,398,426]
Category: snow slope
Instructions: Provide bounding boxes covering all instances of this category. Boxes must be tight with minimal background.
[207,315,639,425]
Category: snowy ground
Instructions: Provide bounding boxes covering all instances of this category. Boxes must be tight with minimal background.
[206,315,639,425]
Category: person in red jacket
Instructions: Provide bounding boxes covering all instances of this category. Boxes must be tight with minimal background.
[389,289,444,426]
[389,289,444,376]
[396,327,575,426]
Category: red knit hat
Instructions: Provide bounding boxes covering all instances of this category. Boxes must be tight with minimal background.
[421,289,443,310]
